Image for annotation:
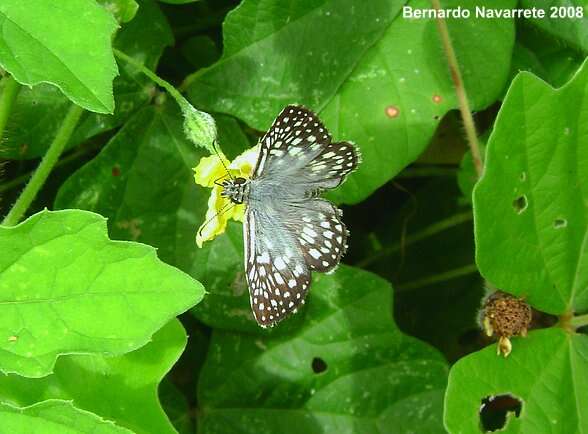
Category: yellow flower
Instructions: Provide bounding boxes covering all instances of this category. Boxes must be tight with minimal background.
[193,145,259,247]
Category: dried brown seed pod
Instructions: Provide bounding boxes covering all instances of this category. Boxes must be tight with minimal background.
[480,290,532,357]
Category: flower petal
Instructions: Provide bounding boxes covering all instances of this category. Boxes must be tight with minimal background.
[229,145,259,178]
[193,154,230,187]
[196,186,232,247]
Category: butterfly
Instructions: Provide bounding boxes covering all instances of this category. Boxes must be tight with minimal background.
[221,105,360,327]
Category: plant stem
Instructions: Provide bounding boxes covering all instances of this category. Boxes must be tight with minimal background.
[396,264,479,292]
[570,314,588,329]
[431,0,483,178]
[113,48,191,112]
[0,75,21,141]
[2,104,83,226]
[356,211,473,268]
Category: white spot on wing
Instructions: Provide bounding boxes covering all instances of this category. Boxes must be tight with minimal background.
[309,249,321,259]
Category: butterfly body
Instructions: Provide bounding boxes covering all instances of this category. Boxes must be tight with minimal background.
[222,105,359,327]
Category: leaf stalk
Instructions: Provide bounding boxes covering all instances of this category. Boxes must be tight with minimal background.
[0,75,21,141]
[2,104,83,226]
[569,313,588,330]
[431,0,484,178]
[113,48,217,154]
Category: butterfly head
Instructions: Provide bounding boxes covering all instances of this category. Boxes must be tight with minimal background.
[220,177,250,204]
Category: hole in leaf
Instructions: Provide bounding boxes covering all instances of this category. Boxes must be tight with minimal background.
[553,218,567,229]
[311,357,327,374]
[512,196,527,214]
[479,393,522,432]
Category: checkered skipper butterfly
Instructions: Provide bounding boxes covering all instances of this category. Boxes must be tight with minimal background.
[221,105,360,327]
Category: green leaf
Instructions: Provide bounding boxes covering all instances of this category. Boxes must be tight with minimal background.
[158,0,200,3]
[0,209,203,377]
[512,29,585,88]
[55,103,201,256]
[55,103,251,330]
[0,400,132,434]
[198,265,448,433]
[159,380,194,434]
[474,59,588,315]
[186,0,400,126]
[180,36,220,71]
[74,0,174,143]
[97,0,139,23]
[0,0,118,113]
[186,0,515,203]
[0,319,187,434]
[2,0,173,160]
[520,0,588,53]
[445,328,588,433]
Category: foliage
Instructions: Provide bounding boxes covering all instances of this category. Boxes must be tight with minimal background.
[0,0,119,113]
[0,0,586,433]
[445,55,588,433]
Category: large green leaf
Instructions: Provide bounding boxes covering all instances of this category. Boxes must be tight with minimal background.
[0,209,203,377]
[474,59,588,315]
[0,319,186,434]
[0,400,132,434]
[445,328,588,433]
[0,0,118,113]
[2,0,173,160]
[521,0,588,53]
[55,103,254,331]
[198,265,448,433]
[186,0,515,203]
[187,0,398,125]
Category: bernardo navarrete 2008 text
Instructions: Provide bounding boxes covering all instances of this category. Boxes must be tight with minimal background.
[402,6,553,19]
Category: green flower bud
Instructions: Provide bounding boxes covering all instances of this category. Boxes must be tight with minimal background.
[182,103,217,155]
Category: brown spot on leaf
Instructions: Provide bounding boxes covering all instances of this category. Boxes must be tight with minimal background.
[385,105,400,118]
[112,166,121,177]
[432,94,442,104]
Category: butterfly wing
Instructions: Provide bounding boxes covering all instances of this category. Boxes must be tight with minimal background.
[303,140,359,190]
[243,206,311,327]
[253,105,327,179]
[253,105,360,191]
[282,198,348,272]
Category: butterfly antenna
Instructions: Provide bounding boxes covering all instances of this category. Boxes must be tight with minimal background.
[198,201,238,238]
[212,140,234,180]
